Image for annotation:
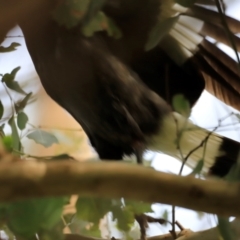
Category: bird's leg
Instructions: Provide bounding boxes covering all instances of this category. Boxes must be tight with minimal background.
[133,141,144,164]
[135,214,168,240]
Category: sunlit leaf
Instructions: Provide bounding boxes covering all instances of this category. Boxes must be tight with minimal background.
[0,100,3,119]
[17,112,28,130]
[0,42,21,53]
[172,94,191,117]
[8,116,21,152]
[27,130,59,147]
[145,16,179,51]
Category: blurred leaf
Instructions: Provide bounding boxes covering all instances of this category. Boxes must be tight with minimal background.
[105,17,122,39]
[15,92,32,112]
[125,200,153,214]
[79,223,101,238]
[225,162,240,181]
[82,11,105,36]
[2,135,13,152]
[162,209,169,221]
[112,206,135,232]
[0,42,21,53]
[76,197,111,224]
[6,197,66,238]
[17,111,28,130]
[53,0,90,28]
[172,94,191,117]
[145,16,179,51]
[82,11,121,38]
[83,0,107,25]
[189,159,204,175]
[174,0,197,7]
[38,223,65,240]
[27,130,59,147]
[218,217,235,240]
[8,116,21,152]
[0,225,15,240]
[0,100,3,119]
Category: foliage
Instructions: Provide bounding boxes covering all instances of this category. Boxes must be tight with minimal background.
[53,0,122,38]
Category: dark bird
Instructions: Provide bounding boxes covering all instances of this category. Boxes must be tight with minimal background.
[14,0,240,177]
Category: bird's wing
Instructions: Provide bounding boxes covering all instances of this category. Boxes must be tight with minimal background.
[158,1,240,110]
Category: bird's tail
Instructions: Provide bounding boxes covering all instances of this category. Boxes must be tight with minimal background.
[149,112,240,177]
[158,1,240,111]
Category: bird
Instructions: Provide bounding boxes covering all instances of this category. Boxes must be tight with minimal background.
[14,0,240,177]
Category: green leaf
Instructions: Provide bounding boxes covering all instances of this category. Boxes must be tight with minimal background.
[4,80,27,95]
[82,11,122,38]
[125,200,153,214]
[8,116,21,152]
[11,66,21,78]
[105,16,122,39]
[2,135,13,152]
[2,67,27,95]
[53,0,91,28]
[83,0,107,25]
[189,159,204,175]
[218,217,235,240]
[79,223,101,238]
[172,94,191,117]
[6,197,66,238]
[0,100,3,119]
[145,16,179,51]
[76,197,111,224]
[111,206,135,232]
[27,130,59,147]
[17,112,28,130]
[15,92,32,112]
[174,0,197,7]
[0,42,21,53]
[225,163,240,182]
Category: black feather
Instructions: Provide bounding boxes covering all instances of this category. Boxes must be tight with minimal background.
[17,0,240,177]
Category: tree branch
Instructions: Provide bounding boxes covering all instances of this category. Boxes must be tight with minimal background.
[64,218,240,240]
[0,149,240,217]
